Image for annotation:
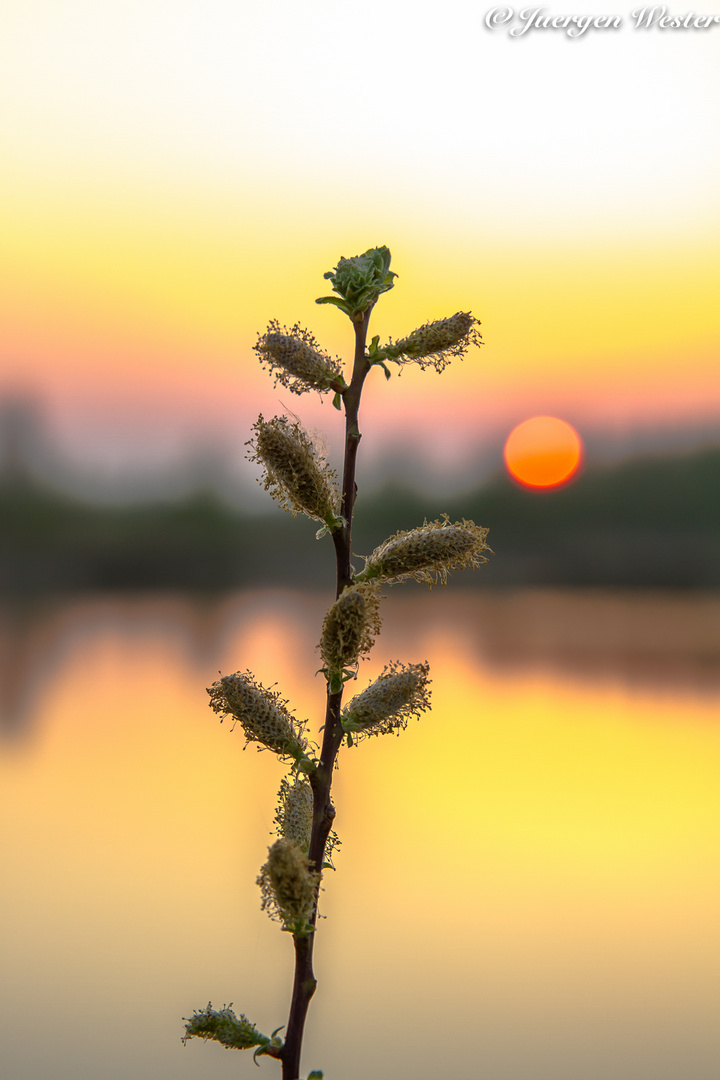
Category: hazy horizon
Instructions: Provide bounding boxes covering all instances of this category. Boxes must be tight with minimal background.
[2,389,720,509]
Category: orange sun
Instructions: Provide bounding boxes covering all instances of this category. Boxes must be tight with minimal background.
[504,416,583,489]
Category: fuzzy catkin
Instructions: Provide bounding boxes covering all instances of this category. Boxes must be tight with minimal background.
[319,582,382,671]
[183,1005,268,1050]
[275,776,314,853]
[383,312,482,372]
[357,517,490,587]
[341,660,431,739]
[258,839,319,934]
[207,671,307,761]
[254,320,344,395]
[247,415,340,526]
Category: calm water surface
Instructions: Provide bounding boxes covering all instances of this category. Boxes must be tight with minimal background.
[1,588,719,1080]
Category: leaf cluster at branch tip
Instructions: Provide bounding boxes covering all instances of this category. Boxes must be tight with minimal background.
[316,245,396,319]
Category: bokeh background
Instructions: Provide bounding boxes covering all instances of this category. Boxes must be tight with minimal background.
[2,2,719,1079]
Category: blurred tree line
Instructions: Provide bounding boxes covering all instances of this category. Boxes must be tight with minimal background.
[1,447,719,593]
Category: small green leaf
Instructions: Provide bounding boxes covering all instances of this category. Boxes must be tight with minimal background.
[332,392,343,411]
[340,714,365,734]
[327,671,344,694]
[316,296,352,313]
[316,513,346,540]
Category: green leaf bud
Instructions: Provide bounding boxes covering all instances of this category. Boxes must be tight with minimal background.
[254,320,346,395]
[183,1003,275,1052]
[258,838,319,935]
[208,671,308,763]
[247,415,342,529]
[316,245,396,319]
[356,516,491,588]
[379,312,483,372]
[319,582,383,674]
[341,660,431,740]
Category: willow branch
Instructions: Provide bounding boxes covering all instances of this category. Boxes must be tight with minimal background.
[281,309,372,1080]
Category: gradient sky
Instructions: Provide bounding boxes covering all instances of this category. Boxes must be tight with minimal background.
[2,0,719,487]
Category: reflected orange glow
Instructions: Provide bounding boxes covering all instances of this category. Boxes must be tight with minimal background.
[504,415,583,488]
[2,592,720,1080]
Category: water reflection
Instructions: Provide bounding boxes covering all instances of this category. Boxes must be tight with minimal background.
[2,588,718,740]
[1,588,719,1080]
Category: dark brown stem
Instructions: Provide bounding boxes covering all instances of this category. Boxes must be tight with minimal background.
[280,311,372,1080]
[335,310,372,594]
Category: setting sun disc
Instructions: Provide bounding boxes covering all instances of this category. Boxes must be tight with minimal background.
[504,416,583,489]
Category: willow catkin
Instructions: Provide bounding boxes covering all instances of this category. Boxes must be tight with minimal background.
[254,320,344,395]
[257,838,319,935]
[207,671,308,762]
[341,660,431,739]
[183,1005,269,1051]
[319,582,382,672]
[357,517,490,587]
[275,775,314,853]
[247,414,340,528]
[382,312,482,372]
